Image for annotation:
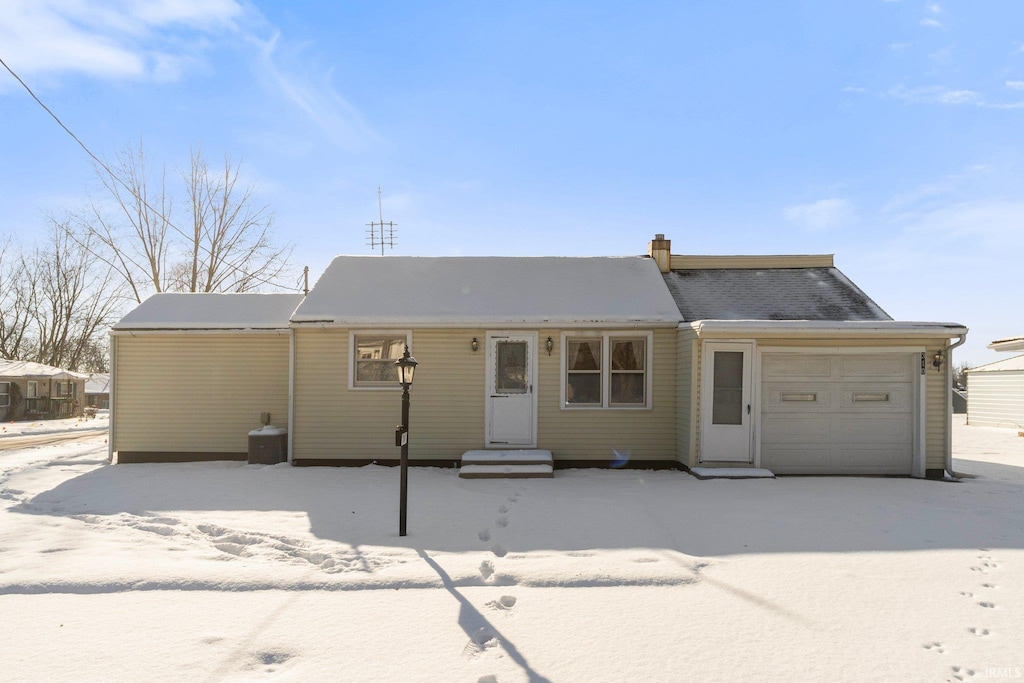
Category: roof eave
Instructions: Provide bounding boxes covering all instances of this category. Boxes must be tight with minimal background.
[685,320,969,338]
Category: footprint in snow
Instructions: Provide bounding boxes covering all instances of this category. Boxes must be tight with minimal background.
[478,676,499,683]
[463,628,500,658]
[981,583,996,589]
[978,601,996,609]
[478,529,491,542]
[967,627,990,637]
[491,544,508,558]
[487,595,517,612]
[960,591,974,597]
[950,665,976,681]
[498,504,509,513]
[496,516,508,528]
[922,641,945,654]
[479,560,495,580]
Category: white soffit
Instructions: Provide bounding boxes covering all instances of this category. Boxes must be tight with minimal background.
[988,336,1024,352]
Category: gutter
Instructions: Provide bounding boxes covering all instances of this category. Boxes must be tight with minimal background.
[686,320,969,338]
[945,332,968,478]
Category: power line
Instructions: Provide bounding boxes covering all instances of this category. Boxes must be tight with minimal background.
[0,55,300,293]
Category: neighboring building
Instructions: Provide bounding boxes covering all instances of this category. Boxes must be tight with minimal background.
[966,343,1024,429]
[0,360,88,421]
[85,373,111,409]
[108,235,968,478]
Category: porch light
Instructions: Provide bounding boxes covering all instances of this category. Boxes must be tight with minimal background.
[546,337,554,355]
[932,349,944,373]
[396,345,418,387]
[471,337,479,352]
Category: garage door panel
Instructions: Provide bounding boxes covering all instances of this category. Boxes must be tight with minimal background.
[762,355,831,380]
[760,352,915,476]
[761,415,832,443]
[833,416,912,444]
[839,355,913,380]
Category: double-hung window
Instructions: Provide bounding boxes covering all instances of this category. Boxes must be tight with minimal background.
[563,333,651,408]
[0,382,10,408]
[350,332,411,388]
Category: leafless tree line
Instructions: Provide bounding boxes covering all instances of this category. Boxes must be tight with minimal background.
[1,142,293,373]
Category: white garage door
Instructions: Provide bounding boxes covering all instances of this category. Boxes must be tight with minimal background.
[760,353,915,475]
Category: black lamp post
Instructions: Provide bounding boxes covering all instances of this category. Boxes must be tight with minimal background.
[395,345,418,537]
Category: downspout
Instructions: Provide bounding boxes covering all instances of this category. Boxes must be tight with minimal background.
[945,332,968,478]
[287,327,295,465]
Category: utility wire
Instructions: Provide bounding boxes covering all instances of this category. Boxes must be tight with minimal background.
[0,55,300,293]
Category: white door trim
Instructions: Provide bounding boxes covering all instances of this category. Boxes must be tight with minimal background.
[484,331,538,448]
[700,341,754,463]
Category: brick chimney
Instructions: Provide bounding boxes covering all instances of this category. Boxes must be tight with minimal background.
[647,233,671,273]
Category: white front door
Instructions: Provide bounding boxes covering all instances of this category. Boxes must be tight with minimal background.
[701,342,754,463]
[487,334,536,447]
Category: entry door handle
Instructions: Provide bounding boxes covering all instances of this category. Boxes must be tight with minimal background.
[746,404,751,415]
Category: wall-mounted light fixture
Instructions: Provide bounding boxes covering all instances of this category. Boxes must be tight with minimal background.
[932,349,944,372]
[546,337,554,356]
[471,337,479,352]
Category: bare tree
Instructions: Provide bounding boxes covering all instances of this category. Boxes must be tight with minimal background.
[76,142,292,303]
[0,221,122,372]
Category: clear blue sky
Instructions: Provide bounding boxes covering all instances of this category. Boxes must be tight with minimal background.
[1,1,1022,366]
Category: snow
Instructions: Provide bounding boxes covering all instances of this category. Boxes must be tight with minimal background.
[291,256,683,325]
[1,414,1022,681]
[967,353,1024,372]
[0,412,109,438]
[248,425,287,436]
[113,292,304,330]
[0,359,89,379]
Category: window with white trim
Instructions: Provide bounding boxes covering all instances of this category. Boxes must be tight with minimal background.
[563,333,651,408]
[351,332,411,388]
[0,382,10,408]
[26,381,37,399]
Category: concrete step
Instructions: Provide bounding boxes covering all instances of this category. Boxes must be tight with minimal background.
[459,463,554,479]
[461,449,553,466]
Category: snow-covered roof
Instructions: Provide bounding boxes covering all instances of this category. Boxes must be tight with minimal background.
[967,353,1024,373]
[988,336,1024,352]
[291,256,683,326]
[85,373,111,394]
[0,359,89,379]
[113,293,304,331]
[687,320,968,337]
[663,267,891,322]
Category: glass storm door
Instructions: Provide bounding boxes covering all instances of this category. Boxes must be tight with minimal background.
[701,342,753,462]
[487,334,536,446]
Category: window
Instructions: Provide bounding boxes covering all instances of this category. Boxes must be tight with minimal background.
[563,333,651,408]
[27,381,37,399]
[0,382,9,408]
[350,332,411,388]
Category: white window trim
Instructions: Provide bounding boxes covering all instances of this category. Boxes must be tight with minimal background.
[27,381,37,399]
[560,331,653,410]
[348,330,413,390]
[0,382,10,408]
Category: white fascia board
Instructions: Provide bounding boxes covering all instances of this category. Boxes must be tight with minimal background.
[290,318,680,329]
[987,337,1024,352]
[685,320,968,338]
[110,327,291,336]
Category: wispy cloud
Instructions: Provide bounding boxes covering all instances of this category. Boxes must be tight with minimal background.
[926,3,943,13]
[784,198,856,231]
[0,0,243,84]
[1007,81,1024,91]
[920,17,942,28]
[888,84,979,105]
[251,32,381,150]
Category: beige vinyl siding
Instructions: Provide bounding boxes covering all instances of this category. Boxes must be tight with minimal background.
[292,328,486,461]
[539,327,677,461]
[676,328,697,463]
[292,327,678,462]
[112,333,290,454]
[688,335,951,471]
[967,370,1024,429]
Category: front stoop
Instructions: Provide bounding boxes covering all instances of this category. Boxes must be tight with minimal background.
[459,450,554,479]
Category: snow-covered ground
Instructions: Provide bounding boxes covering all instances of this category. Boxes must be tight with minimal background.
[0,410,109,438]
[1,416,1021,682]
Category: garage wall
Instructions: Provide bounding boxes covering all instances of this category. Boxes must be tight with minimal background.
[112,333,291,458]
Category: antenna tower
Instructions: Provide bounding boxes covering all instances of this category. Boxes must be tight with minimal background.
[366,185,396,255]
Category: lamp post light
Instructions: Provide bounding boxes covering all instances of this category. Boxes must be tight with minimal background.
[395,345,418,537]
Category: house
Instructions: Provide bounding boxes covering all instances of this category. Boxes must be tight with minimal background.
[965,336,1024,429]
[108,235,968,478]
[0,359,89,421]
[85,373,111,409]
